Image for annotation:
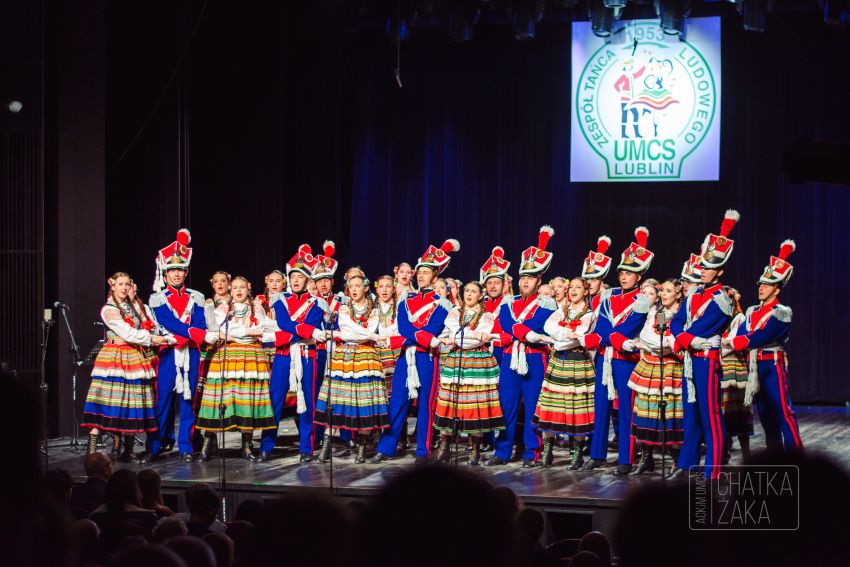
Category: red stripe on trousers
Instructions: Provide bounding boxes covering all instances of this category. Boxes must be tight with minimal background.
[707,360,722,479]
[776,355,803,449]
[425,357,440,455]
[629,391,636,463]
[310,361,317,452]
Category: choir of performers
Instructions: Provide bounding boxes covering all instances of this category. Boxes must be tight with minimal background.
[195,276,277,461]
[485,226,557,468]
[724,240,803,453]
[82,272,166,461]
[432,281,505,466]
[582,228,654,475]
[670,211,739,480]
[261,244,330,463]
[627,278,685,476]
[533,277,595,470]
[719,286,753,463]
[147,230,214,462]
[370,239,459,464]
[81,216,806,474]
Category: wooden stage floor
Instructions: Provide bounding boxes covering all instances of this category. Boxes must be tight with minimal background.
[45,406,850,537]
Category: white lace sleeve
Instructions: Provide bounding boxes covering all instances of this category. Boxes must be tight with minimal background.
[102,305,152,346]
[543,310,568,342]
[338,307,378,343]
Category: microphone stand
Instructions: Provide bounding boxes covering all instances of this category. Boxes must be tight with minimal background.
[654,305,668,485]
[325,311,337,495]
[56,303,85,450]
[451,321,466,467]
[40,310,55,470]
[218,314,231,521]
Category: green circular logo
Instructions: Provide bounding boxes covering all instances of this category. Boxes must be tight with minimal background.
[575,22,717,180]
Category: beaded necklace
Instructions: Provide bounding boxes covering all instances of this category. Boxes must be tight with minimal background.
[351,300,371,327]
[378,301,394,325]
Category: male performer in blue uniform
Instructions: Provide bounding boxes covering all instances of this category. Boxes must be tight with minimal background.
[480,246,512,451]
[725,239,803,452]
[260,244,330,463]
[581,228,654,475]
[370,239,459,465]
[148,229,212,462]
[582,235,613,314]
[311,240,348,446]
[670,210,740,480]
[485,226,557,468]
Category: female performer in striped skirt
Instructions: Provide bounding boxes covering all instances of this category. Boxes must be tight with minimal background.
[195,276,277,461]
[627,278,685,475]
[374,275,402,396]
[720,286,753,463]
[433,281,504,466]
[82,272,167,462]
[534,277,596,469]
[314,274,391,464]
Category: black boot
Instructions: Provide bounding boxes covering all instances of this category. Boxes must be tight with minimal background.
[539,437,554,468]
[468,439,481,466]
[199,434,215,462]
[87,432,99,455]
[739,435,751,462]
[633,444,655,474]
[318,434,332,464]
[432,435,451,464]
[355,434,368,464]
[241,433,257,462]
[111,434,122,460]
[569,439,585,470]
[118,435,136,463]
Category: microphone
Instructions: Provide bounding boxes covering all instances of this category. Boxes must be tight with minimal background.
[93,321,106,328]
[54,301,70,310]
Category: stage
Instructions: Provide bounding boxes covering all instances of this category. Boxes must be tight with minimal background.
[47,406,850,542]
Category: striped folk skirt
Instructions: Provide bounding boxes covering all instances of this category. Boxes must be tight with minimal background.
[195,341,276,432]
[434,348,504,435]
[628,354,684,445]
[375,345,400,397]
[314,343,390,432]
[721,354,754,436]
[532,350,595,436]
[81,343,158,434]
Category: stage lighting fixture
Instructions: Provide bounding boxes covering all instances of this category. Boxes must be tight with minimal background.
[603,0,629,10]
[386,7,411,42]
[590,0,614,37]
[655,0,691,35]
[512,0,545,40]
[7,101,22,113]
[821,0,849,27]
[738,0,768,32]
[450,1,481,42]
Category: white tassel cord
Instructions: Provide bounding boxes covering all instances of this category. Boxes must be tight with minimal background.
[173,345,193,401]
[601,346,617,401]
[405,346,420,399]
[743,349,761,407]
[509,340,528,376]
[289,343,307,414]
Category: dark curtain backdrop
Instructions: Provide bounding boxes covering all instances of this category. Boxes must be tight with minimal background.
[104,2,850,402]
